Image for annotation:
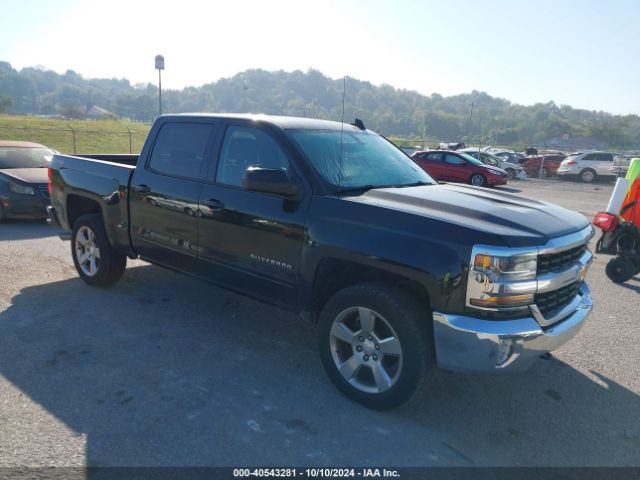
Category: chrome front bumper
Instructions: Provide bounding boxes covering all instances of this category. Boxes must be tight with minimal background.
[432,282,592,373]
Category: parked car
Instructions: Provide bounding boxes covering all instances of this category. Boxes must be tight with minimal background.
[556,151,617,182]
[399,146,422,157]
[612,154,640,177]
[438,142,466,151]
[0,141,55,221]
[411,150,508,187]
[522,153,566,178]
[459,148,526,180]
[48,114,593,410]
[494,150,526,165]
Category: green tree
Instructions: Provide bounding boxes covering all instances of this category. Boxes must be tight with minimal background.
[0,95,12,113]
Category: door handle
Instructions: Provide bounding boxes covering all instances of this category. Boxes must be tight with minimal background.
[133,184,151,194]
[202,198,225,210]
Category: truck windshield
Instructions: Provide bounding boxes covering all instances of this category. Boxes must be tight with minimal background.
[289,129,435,192]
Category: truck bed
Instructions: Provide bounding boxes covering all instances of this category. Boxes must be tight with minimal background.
[72,153,139,166]
[49,153,138,253]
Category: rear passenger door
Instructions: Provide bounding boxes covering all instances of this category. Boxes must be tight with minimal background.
[129,120,219,272]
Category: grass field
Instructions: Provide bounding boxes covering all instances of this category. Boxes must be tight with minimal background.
[0,114,516,155]
[0,115,151,154]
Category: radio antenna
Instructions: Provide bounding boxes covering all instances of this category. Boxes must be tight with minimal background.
[338,75,346,187]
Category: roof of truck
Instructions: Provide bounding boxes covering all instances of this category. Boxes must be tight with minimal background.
[164,113,364,132]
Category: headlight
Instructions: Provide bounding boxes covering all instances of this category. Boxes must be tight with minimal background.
[473,253,537,280]
[467,249,537,309]
[8,182,35,195]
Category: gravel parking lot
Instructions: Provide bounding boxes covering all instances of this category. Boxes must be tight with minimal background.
[0,178,638,468]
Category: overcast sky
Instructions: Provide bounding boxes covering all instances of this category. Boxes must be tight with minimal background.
[2,0,639,114]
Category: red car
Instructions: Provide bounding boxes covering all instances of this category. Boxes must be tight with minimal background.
[411,150,508,187]
[522,154,566,178]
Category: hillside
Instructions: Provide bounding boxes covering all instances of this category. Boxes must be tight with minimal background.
[1,61,638,149]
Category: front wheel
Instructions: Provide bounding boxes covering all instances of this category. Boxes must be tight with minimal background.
[470,173,487,187]
[71,214,127,286]
[318,283,433,410]
[505,168,515,180]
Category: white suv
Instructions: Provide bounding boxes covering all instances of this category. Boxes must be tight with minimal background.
[556,151,617,182]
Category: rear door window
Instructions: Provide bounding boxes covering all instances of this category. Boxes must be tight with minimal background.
[148,123,215,179]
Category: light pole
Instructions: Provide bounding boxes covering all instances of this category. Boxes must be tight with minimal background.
[155,55,165,116]
[466,101,474,139]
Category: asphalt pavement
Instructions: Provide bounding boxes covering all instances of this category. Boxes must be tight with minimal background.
[0,177,638,468]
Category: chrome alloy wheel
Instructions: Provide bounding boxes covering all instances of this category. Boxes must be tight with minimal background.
[329,307,403,394]
[75,225,100,277]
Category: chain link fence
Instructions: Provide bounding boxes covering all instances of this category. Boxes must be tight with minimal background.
[0,125,150,154]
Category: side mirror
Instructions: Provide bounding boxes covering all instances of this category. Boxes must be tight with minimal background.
[243,166,302,200]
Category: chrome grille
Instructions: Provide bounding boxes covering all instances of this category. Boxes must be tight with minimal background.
[537,244,587,275]
[534,281,581,316]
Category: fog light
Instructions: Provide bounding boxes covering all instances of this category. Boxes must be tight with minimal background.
[496,338,515,367]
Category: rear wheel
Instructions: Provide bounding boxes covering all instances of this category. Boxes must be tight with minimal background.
[580,168,596,183]
[470,173,487,187]
[0,203,5,223]
[505,168,515,180]
[540,167,548,178]
[71,214,126,286]
[318,282,433,410]
[605,256,635,283]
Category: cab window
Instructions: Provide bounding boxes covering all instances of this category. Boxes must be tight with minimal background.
[216,126,290,187]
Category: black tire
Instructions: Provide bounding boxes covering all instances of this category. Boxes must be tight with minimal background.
[505,168,515,180]
[469,173,487,187]
[540,167,548,178]
[71,213,126,286]
[318,282,433,410]
[0,203,5,223]
[580,168,596,183]
[605,256,635,283]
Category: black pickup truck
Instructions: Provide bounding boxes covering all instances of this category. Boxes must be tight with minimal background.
[48,114,594,409]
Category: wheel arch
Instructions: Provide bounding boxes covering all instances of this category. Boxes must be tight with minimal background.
[67,194,101,229]
[308,258,432,323]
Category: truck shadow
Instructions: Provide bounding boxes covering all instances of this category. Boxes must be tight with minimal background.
[1,265,638,468]
[0,219,64,241]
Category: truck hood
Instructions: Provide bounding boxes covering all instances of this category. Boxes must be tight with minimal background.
[345,183,589,247]
[0,168,49,184]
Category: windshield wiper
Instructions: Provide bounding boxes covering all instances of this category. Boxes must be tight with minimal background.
[389,181,434,188]
[334,185,378,194]
[335,181,433,194]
